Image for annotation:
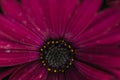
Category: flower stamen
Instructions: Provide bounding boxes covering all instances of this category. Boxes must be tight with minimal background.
[40,39,75,73]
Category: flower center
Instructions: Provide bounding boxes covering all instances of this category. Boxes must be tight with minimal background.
[40,39,75,73]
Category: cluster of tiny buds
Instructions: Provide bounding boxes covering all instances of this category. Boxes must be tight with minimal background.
[40,39,75,73]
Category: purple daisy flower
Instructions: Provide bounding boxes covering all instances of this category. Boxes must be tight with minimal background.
[0,0,120,80]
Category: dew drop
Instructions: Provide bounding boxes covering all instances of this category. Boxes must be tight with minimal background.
[39,74,42,78]
[18,12,23,16]
[5,50,11,53]
[22,20,27,24]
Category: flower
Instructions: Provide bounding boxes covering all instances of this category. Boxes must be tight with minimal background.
[0,0,120,80]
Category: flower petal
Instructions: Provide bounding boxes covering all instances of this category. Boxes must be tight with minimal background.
[74,7,120,46]
[22,0,79,38]
[79,46,120,56]
[107,0,120,7]
[0,67,16,80]
[65,0,102,41]
[74,61,114,80]
[0,39,38,51]
[75,52,120,68]
[22,0,56,39]
[0,0,26,21]
[109,69,120,79]
[9,61,47,80]
[65,67,86,80]
[21,0,49,40]
[46,72,64,80]
[58,73,65,80]
[0,14,43,47]
[0,0,46,40]
[29,67,48,80]
[0,50,39,66]
[55,0,80,37]
[79,26,120,47]
[46,73,58,80]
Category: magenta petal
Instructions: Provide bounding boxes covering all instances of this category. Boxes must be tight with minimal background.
[29,67,48,80]
[0,15,43,46]
[0,40,38,51]
[65,68,85,80]
[0,51,39,66]
[109,69,120,79]
[107,0,120,7]
[74,61,113,80]
[75,52,120,68]
[0,0,25,21]
[45,73,64,80]
[22,0,79,38]
[44,0,79,37]
[92,32,120,45]
[40,0,78,38]
[75,8,120,45]
[58,73,65,80]
[0,67,16,80]
[21,0,49,40]
[80,46,120,56]
[47,73,58,80]
[79,26,120,47]
[65,0,102,40]
[10,61,41,80]
[56,0,79,37]
[0,0,46,40]
[9,61,47,80]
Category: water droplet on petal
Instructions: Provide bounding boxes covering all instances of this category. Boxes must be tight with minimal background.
[39,74,42,78]
[18,12,23,16]
[22,20,27,24]
[5,50,11,53]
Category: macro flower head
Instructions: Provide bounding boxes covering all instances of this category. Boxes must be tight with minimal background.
[0,0,120,80]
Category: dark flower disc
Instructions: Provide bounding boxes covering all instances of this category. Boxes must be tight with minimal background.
[40,39,75,72]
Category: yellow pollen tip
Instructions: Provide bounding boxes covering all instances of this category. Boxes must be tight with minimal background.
[47,42,50,44]
[40,57,43,59]
[66,66,69,68]
[69,62,72,65]
[59,40,63,42]
[64,43,67,46]
[61,70,64,72]
[71,58,74,61]
[43,46,46,48]
[40,48,43,51]
[43,63,46,66]
[62,40,64,43]
[54,69,57,73]
[52,41,55,44]
[47,68,51,71]
[68,45,71,48]
[71,49,74,53]
[56,41,59,43]
[42,60,45,63]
